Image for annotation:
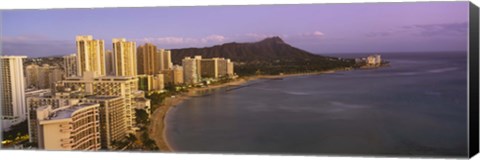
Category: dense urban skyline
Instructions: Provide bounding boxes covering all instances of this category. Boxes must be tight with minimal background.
[2,1,469,57]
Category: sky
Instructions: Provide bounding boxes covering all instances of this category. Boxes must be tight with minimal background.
[1,1,470,57]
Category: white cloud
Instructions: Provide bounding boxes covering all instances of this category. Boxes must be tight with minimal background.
[301,31,325,37]
[137,34,226,45]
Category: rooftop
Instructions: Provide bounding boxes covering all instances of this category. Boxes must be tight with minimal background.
[49,103,98,120]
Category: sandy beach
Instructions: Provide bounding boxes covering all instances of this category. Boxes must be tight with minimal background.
[147,69,343,152]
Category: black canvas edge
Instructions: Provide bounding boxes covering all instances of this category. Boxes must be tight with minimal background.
[469,1,480,158]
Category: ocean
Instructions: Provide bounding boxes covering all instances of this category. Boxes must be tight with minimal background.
[165,52,468,157]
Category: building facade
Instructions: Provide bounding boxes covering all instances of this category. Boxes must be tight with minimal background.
[1,56,27,130]
[137,43,159,75]
[84,96,127,150]
[113,38,137,77]
[161,65,184,85]
[182,56,202,85]
[200,58,219,78]
[105,50,115,76]
[60,72,138,131]
[76,35,106,76]
[37,103,101,150]
[25,64,64,90]
[63,54,77,78]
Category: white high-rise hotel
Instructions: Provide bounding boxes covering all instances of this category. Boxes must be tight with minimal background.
[1,56,27,130]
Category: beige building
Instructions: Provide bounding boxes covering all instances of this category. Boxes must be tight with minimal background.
[113,38,137,77]
[76,35,106,76]
[26,88,82,144]
[137,74,164,92]
[200,58,219,78]
[1,56,27,131]
[63,54,77,78]
[36,103,101,150]
[182,56,202,85]
[367,55,382,65]
[161,65,184,85]
[158,49,173,70]
[137,43,159,75]
[25,64,64,90]
[217,58,234,77]
[84,96,127,150]
[105,50,115,76]
[60,72,138,131]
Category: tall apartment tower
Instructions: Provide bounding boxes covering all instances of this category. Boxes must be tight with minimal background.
[137,43,158,75]
[200,58,219,78]
[158,49,173,71]
[63,54,77,78]
[182,56,202,85]
[105,50,115,76]
[113,38,137,77]
[1,56,27,130]
[76,35,106,76]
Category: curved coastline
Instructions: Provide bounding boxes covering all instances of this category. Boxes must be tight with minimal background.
[148,69,345,152]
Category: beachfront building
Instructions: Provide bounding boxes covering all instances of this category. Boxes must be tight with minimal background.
[36,103,101,150]
[367,55,382,65]
[1,56,27,131]
[83,96,127,150]
[113,38,137,77]
[105,50,115,76]
[76,35,106,76]
[63,54,77,78]
[161,65,184,85]
[200,58,219,79]
[137,74,165,93]
[217,58,234,77]
[182,56,202,85]
[60,71,138,132]
[25,64,64,90]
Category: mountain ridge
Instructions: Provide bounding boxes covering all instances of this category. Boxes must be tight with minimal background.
[170,37,326,64]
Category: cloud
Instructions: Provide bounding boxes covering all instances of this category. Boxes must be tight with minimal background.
[300,31,325,37]
[136,34,226,46]
[245,33,277,40]
[366,22,468,38]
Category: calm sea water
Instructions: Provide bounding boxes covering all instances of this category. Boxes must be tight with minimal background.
[165,52,468,157]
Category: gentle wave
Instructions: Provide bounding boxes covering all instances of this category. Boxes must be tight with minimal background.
[427,67,458,73]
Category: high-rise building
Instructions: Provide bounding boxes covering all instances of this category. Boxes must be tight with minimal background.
[25,64,64,90]
[84,96,127,150]
[36,103,101,150]
[105,50,115,76]
[1,56,27,130]
[217,58,234,77]
[63,54,77,78]
[182,56,202,85]
[161,65,184,85]
[137,43,158,75]
[200,58,219,78]
[158,49,173,70]
[76,35,106,76]
[60,72,138,131]
[113,38,137,77]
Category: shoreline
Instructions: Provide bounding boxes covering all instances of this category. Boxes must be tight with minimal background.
[148,68,351,152]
